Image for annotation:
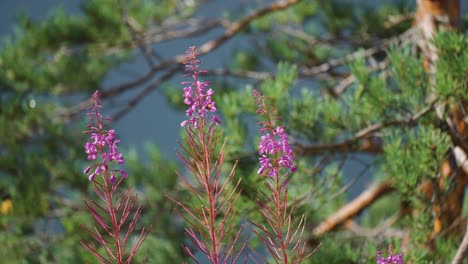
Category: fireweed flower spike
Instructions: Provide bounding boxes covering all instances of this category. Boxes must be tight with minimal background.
[83,90,127,182]
[257,126,297,178]
[81,90,150,264]
[170,47,247,263]
[251,89,315,263]
[254,90,296,178]
[181,46,221,128]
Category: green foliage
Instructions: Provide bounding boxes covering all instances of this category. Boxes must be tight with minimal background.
[1,0,466,263]
[232,51,260,71]
[434,32,468,100]
[384,126,451,197]
[250,1,319,31]
[309,235,367,263]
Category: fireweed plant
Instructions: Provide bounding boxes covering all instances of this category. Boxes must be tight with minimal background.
[81,90,151,263]
[250,90,315,263]
[79,49,401,264]
[376,245,403,264]
[169,46,247,263]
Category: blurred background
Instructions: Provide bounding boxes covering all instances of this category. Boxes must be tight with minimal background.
[0,0,467,263]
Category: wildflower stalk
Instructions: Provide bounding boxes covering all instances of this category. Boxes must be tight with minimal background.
[251,89,314,263]
[81,90,150,263]
[170,47,246,263]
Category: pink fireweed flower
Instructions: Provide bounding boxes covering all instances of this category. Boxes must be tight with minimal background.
[254,90,296,178]
[181,46,221,127]
[376,252,403,264]
[257,125,296,177]
[84,90,126,182]
[251,89,314,262]
[377,246,404,264]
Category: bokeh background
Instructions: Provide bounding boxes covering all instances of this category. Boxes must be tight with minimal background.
[0,1,467,263]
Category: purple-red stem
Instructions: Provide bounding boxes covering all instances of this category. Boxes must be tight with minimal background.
[190,46,220,262]
[92,100,123,263]
[262,99,289,264]
[200,121,220,263]
[104,175,122,263]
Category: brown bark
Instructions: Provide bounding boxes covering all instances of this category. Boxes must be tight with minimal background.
[308,1,466,248]
[415,0,467,245]
[415,0,460,33]
[451,219,468,264]
[415,0,460,70]
[312,181,394,236]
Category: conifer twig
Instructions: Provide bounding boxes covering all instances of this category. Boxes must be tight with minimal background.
[298,101,434,155]
[451,217,468,264]
[60,0,302,120]
[312,181,394,236]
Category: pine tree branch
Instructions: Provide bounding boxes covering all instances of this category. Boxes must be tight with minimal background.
[451,217,468,264]
[298,102,434,155]
[414,0,466,244]
[119,0,156,68]
[384,13,414,29]
[343,213,405,238]
[59,0,302,120]
[312,181,395,236]
[106,0,301,97]
[300,28,416,77]
[111,65,181,121]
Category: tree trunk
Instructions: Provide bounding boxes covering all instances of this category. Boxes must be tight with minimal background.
[415,0,466,247]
